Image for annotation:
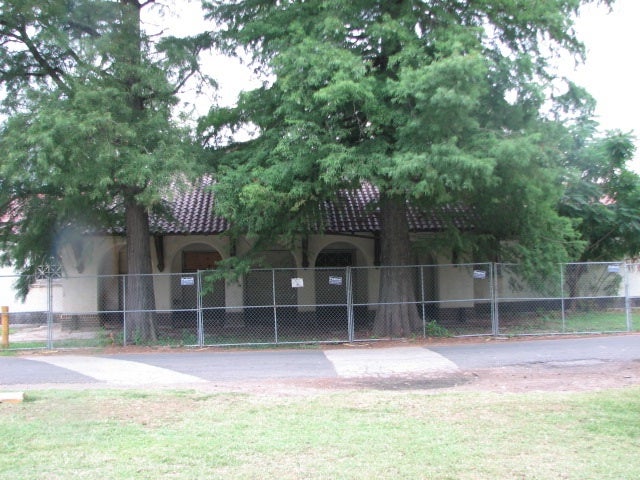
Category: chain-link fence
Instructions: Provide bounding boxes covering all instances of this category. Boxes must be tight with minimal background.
[495,262,634,335]
[1,262,637,350]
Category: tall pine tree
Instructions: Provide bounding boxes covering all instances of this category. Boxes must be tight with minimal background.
[0,1,209,342]
[201,0,610,337]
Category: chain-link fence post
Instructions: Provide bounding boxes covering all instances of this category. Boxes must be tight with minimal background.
[46,274,53,349]
[625,263,632,332]
[346,267,354,342]
[36,262,61,350]
[197,271,205,347]
[490,263,497,335]
[122,275,127,347]
[560,263,566,333]
[419,265,426,338]
[272,269,278,344]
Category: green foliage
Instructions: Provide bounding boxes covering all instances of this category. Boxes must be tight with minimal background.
[424,320,451,338]
[202,0,607,273]
[0,1,205,285]
[560,127,640,261]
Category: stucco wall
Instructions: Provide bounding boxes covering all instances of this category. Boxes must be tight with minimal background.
[0,266,63,319]
[10,237,639,317]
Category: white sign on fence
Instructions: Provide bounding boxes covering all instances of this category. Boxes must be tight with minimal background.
[329,276,343,286]
[181,277,195,286]
[291,278,304,288]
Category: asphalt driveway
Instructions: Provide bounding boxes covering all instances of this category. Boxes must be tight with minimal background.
[1,334,638,388]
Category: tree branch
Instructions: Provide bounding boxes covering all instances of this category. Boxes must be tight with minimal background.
[15,24,71,94]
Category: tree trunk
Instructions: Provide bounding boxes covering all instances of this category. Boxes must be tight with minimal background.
[124,197,157,343]
[565,263,586,312]
[372,193,423,337]
[119,1,156,343]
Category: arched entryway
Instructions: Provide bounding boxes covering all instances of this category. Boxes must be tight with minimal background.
[170,244,225,328]
[97,246,126,326]
[411,254,438,322]
[314,242,369,328]
[243,250,297,326]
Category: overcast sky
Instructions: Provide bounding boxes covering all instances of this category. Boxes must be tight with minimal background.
[572,0,639,152]
[161,0,639,167]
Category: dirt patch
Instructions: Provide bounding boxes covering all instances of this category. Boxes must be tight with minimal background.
[454,359,640,393]
[302,359,640,394]
[8,324,101,342]
[177,359,640,398]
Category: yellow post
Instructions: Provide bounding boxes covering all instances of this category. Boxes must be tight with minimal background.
[1,306,8,348]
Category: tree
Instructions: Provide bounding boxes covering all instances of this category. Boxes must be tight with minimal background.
[561,127,640,261]
[0,1,208,342]
[559,126,640,301]
[201,0,611,337]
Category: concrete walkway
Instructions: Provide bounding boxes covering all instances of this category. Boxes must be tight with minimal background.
[20,347,459,386]
[25,355,208,386]
[323,347,458,378]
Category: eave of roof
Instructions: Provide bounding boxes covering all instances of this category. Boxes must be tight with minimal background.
[150,177,475,236]
[151,176,229,235]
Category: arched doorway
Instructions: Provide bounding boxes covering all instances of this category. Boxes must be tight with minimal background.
[243,250,297,326]
[414,255,438,323]
[171,244,225,329]
[97,246,127,327]
[314,242,369,328]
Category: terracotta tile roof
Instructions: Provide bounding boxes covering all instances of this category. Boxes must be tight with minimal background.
[151,176,229,234]
[319,183,475,233]
[150,177,475,235]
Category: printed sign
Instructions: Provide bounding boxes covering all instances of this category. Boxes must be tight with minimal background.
[291,278,304,288]
[608,264,620,273]
[329,276,343,286]
[473,270,487,279]
[181,277,195,286]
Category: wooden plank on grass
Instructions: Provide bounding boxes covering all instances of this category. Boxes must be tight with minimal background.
[0,392,24,403]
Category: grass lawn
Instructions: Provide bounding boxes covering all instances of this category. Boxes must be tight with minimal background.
[1,387,639,479]
[500,310,635,335]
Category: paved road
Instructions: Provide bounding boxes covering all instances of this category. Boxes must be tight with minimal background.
[1,334,638,389]
[430,334,640,368]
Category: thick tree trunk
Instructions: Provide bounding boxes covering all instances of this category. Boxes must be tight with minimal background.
[372,193,423,337]
[119,1,156,343]
[124,198,157,343]
[565,263,586,312]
